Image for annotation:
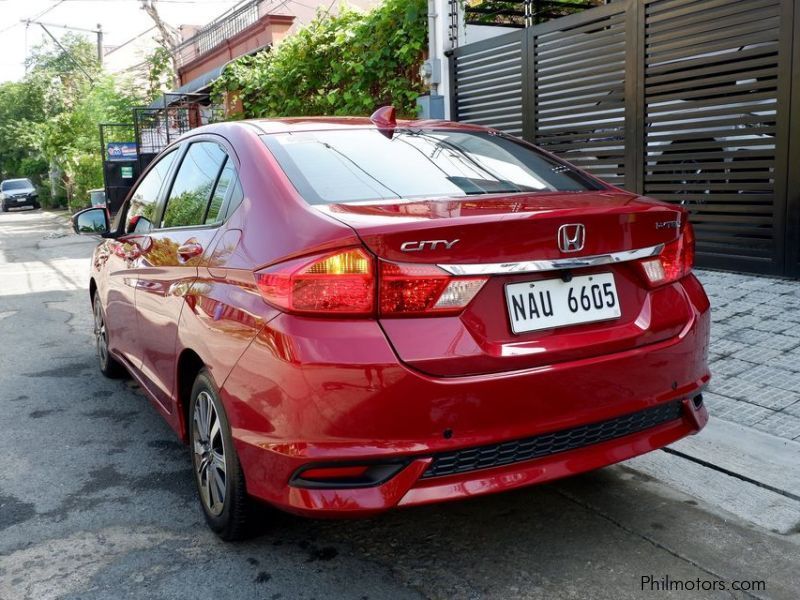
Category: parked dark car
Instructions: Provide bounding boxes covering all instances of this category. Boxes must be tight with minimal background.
[72,109,710,541]
[0,178,40,211]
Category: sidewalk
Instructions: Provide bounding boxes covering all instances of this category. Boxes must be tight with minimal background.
[624,269,800,535]
[697,269,800,441]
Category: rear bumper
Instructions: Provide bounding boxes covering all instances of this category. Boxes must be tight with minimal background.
[222,275,710,516]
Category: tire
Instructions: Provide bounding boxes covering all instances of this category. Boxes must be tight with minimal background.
[190,369,253,541]
[92,292,125,378]
[32,202,40,210]
[1,202,7,212]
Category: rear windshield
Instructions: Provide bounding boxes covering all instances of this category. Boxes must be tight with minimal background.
[1,179,33,191]
[261,129,603,204]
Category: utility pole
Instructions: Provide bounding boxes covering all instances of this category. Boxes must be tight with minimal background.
[140,0,181,86]
[97,24,103,66]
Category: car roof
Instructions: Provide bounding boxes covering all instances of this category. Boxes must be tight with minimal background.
[1,178,33,184]
[245,117,491,134]
[184,116,493,138]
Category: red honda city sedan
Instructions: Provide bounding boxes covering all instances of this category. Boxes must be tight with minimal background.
[73,108,710,540]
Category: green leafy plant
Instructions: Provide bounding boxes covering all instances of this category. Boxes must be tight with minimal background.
[214,0,427,118]
[0,35,148,211]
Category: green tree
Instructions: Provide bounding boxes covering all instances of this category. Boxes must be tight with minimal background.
[214,0,427,118]
[0,34,147,211]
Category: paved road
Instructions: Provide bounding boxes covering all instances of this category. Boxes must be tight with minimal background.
[1,210,798,600]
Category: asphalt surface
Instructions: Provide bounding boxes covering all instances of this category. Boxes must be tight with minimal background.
[1,209,798,600]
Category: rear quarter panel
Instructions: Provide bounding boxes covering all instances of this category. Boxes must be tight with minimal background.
[169,125,364,437]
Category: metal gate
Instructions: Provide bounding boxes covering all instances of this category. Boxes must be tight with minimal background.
[449,0,800,277]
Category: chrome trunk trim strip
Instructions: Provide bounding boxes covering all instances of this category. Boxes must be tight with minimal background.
[437,244,664,276]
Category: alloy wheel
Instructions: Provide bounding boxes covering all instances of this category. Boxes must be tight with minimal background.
[192,390,227,516]
[93,300,109,369]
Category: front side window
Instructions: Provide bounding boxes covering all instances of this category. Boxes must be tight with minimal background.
[262,129,603,205]
[162,142,227,228]
[126,150,178,234]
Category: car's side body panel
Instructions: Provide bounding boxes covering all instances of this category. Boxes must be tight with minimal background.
[134,225,221,411]
[99,236,144,363]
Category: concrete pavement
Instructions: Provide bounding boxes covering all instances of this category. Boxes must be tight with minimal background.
[1,209,799,600]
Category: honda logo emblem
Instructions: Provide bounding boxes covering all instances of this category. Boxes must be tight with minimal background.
[557,224,585,253]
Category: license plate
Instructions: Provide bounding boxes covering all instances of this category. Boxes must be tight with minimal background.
[505,273,621,334]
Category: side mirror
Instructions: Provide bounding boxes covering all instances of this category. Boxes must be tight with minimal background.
[73,207,109,236]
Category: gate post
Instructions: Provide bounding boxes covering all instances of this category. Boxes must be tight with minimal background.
[783,0,800,276]
[522,27,536,143]
[624,0,645,194]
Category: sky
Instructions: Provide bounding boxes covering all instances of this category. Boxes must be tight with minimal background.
[0,0,247,82]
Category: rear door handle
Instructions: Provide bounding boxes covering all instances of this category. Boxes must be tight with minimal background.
[177,241,204,261]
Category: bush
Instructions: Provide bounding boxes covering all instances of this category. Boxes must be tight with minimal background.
[215,0,427,118]
[69,153,104,212]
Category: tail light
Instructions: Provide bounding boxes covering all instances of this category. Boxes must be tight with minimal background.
[255,248,486,316]
[640,222,695,286]
[380,262,487,316]
[255,248,374,315]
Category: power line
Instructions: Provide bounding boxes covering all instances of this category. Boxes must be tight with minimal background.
[0,1,64,36]
[104,26,157,56]
[36,22,95,83]
[33,0,66,19]
[0,22,21,35]
[26,0,242,3]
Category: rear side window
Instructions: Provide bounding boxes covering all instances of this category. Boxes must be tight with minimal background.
[261,129,603,205]
[162,142,227,228]
[127,150,178,233]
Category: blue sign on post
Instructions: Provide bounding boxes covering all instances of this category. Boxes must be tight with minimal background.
[106,142,138,161]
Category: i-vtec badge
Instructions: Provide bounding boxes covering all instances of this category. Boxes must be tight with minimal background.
[656,220,681,230]
[400,239,460,252]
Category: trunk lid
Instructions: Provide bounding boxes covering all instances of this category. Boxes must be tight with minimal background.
[315,191,683,264]
[317,191,692,377]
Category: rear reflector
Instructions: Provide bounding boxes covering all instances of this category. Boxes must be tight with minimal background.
[290,462,407,489]
[299,466,370,480]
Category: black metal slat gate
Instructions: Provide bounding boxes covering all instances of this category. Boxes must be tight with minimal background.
[449,0,800,277]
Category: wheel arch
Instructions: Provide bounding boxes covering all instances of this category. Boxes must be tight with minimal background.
[176,348,207,443]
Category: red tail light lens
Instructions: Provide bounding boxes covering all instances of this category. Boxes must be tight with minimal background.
[256,248,486,316]
[255,248,374,315]
[640,222,695,286]
[379,262,487,316]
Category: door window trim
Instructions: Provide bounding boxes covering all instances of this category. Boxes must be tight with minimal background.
[152,135,242,233]
[115,146,181,236]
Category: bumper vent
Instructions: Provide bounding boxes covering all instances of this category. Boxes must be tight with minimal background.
[422,400,683,479]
